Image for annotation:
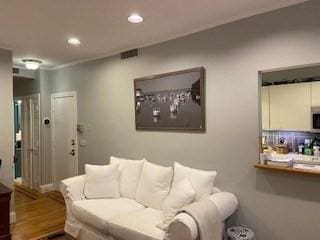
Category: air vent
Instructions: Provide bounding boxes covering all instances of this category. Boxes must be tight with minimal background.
[13,67,20,74]
[120,49,138,60]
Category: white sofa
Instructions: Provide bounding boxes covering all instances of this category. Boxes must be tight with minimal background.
[60,159,238,240]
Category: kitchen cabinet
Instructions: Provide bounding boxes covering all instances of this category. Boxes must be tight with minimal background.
[269,83,311,131]
[311,82,320,106]
[261,86,270,130]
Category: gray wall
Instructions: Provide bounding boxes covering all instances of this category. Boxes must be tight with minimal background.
[39,69,52,184]
[262,65,320,83]
[13,68,40,97]
[48,1,320,239]
[0,48,14,213]
[14,68,36,79]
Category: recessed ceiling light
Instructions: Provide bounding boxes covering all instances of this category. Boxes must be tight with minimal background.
[128,14,144,24]
[22,59,42,70]
[67,37,81,45]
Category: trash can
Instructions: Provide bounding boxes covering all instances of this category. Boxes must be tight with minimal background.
[226,226,255,240]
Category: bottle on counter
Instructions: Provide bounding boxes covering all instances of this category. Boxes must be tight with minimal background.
[298,144,304,154]
[304,139,313,156]
[313,144,320,157]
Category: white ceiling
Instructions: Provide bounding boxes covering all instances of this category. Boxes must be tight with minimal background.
[0,0,307,69]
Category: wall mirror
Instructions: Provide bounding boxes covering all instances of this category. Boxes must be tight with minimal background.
[259,64,320,174]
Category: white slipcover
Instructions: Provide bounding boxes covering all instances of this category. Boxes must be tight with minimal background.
[109,208,164,240]
[61,174,238,240]
[71,198,145,234]
[136,161,173,209]
[172,162,217,201]
[109,156,145,199]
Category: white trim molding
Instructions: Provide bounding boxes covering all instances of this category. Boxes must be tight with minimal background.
[40,183,54,193]
[10,211,16,224]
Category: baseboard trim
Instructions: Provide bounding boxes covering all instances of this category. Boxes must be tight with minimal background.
[40,183,54,193]
[10,211,16,224]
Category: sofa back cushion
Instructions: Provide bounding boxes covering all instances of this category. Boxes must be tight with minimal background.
[173,162,217,201]
[84,164,120,199]
[110,156,145,199]
[158,178,196,230]
[136,161,173,209]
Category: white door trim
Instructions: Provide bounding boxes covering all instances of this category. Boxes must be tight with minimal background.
[51,91,78,187]
[30,94,41,189]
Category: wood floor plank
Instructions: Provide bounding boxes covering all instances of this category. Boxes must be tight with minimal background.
[11,186,66,240]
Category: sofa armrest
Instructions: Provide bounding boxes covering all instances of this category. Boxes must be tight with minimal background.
[208,192,238,221]
[60,175,84,223]
[60,175,85,202]
[165,213,198,240]
[60,175,85,238]
[166,192,238,240]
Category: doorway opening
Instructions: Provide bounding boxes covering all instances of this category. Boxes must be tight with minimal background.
[14,94,41,190]
[14,99,22,183]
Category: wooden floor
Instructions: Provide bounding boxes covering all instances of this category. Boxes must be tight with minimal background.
[11,184,67,240]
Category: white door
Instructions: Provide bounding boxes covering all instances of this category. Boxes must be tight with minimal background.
[21,94,41,190]
[51,92,78,189]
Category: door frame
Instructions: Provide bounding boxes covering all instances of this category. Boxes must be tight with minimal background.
[14,93,42,189]
[51,91,78,187]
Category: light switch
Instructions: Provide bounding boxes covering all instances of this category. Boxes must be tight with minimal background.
[79,139,87,147]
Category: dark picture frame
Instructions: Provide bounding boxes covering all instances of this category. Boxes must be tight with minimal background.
[134,67,205,131]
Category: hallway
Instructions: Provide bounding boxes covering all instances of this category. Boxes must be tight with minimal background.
[11,184,66,240]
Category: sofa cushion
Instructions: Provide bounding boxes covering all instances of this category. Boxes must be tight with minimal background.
[110,156,145,199]
[136,161,173,209]
[158,178,196,230]
[84,164,120,199]
[71,198,145,234]
[109,208,165,240]
[173,162,217,201]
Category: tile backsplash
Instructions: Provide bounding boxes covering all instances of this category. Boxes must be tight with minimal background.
[262,130,320,152]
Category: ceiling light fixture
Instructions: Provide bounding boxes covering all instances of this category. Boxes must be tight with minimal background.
[22,59,42,70]
[67,37,81,45]
[128,14,144,24]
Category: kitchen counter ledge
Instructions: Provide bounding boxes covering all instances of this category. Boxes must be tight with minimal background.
[255,164,320,177]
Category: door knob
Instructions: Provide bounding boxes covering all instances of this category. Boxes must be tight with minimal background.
[69,149,75,156]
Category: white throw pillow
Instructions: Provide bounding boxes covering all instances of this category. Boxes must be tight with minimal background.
[158,178,195,230]
[84,164,120,199]
[173,162,217,201]
[136,161,173,209]
[110,156,145,199]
